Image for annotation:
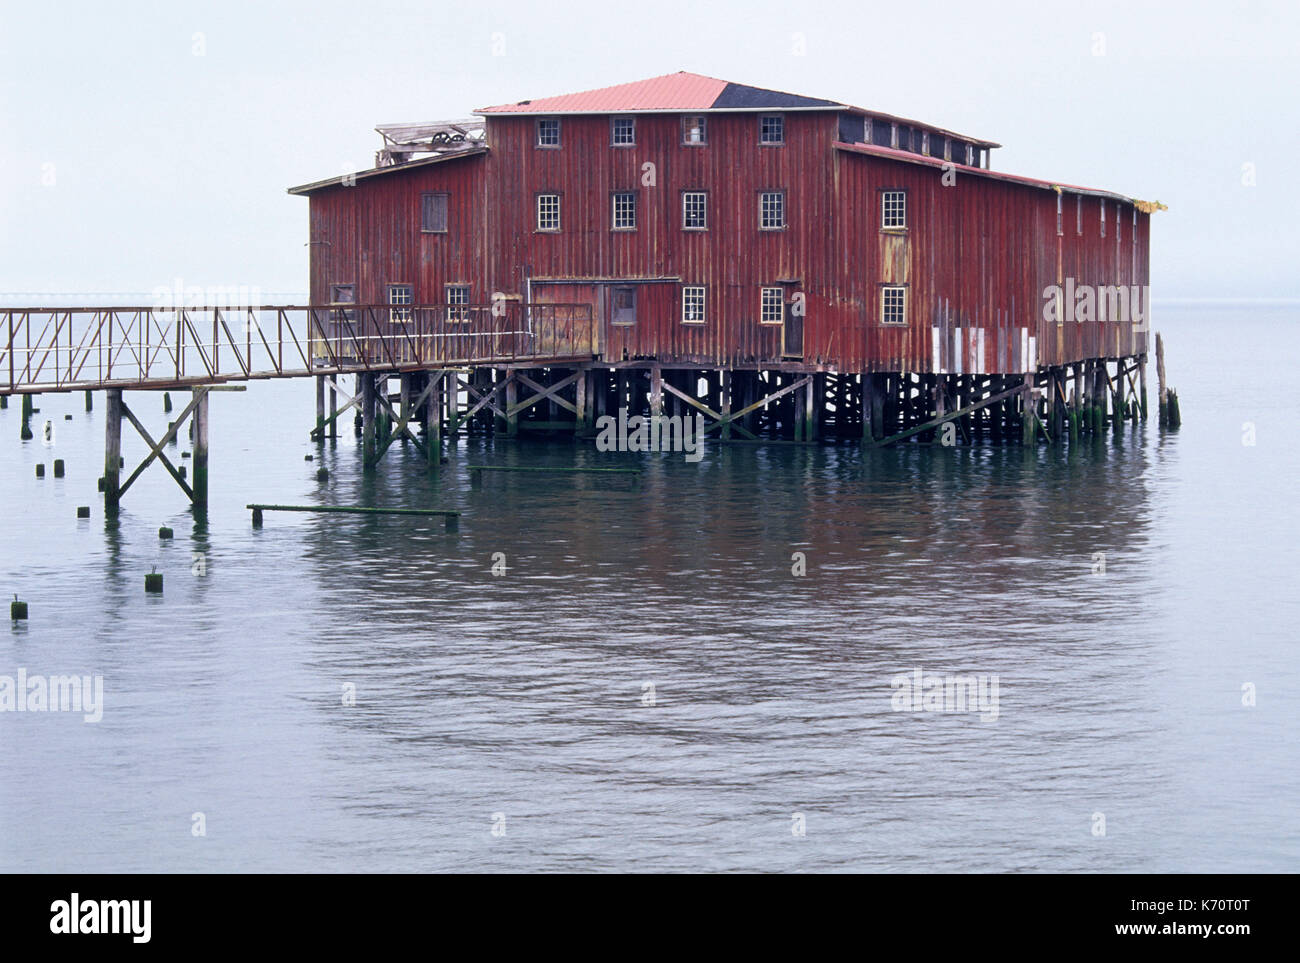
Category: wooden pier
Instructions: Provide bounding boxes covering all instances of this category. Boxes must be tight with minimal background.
[1,302,1175,514]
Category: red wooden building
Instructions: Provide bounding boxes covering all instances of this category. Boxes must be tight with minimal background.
[289,72,1163,447]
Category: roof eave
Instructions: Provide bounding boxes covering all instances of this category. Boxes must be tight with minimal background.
[287,146,488,196]
[474,106,844,116]
[832,141,1161,209]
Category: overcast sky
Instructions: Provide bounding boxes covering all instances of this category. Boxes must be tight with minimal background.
[1,0,1295,299]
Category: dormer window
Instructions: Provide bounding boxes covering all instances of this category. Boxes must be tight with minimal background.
[681,115,708,145]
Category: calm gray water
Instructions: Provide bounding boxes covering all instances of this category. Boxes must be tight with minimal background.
[1,303,1296,872]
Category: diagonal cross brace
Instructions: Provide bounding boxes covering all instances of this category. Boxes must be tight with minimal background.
[370,378,434,463]
[448,371,509,432]
[118,394,198,499]
[510,371,581,418]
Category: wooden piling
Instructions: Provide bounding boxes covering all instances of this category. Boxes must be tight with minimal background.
[104,389,122,512]
[361,374,377,464]
[1138,356,1148,421]
[505,373,518,437]
[315,375,326,441]
[1156,333,1168,427]
[192,388,209,507]
[20,392,33,440]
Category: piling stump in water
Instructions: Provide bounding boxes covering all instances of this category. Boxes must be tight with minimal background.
[252,508,264,528]
[316,468,329,481]
[159,527,173,540]
[11,596,28,621]
[35,464,45,478]
[144,570,163,593]
[77,506,90,518]
[163,392,172,413]
[0,396,7,409]
[53,459,65,478]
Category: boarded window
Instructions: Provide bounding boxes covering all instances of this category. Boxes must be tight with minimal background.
[421,192,448,233]
[871,120,892,148]
[329,283,355,323]
[611,286,636,325]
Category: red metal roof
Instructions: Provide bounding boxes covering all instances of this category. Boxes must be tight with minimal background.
[478,72,731,114]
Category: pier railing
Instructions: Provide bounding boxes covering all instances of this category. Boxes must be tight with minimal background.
[0,302,595,394]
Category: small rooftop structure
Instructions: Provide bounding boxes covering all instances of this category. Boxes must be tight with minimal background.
[373,120,485,167]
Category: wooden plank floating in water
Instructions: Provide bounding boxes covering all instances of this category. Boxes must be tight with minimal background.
[247,503,459,531]
[467,464,641,489]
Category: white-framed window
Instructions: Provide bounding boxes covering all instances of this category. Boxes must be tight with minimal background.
[682,191,707,230]
[759,191,785,230]
[387,283,412,322]
[966,144,975,166]
[759,114,784,145]
[536,193,560,232]
[890,123,899,149]
[881,286,907,326]
[682,285,706,324]
[882,190,907,230]
[612,191,636,230]
[681,115,708,145]
[760,287,784,324]
[611,116,635,146]
[922,131,930,156]
[421,192,448,233]
[1100,198,1106,238]
[446,284,470,323]
[536,118,560,147]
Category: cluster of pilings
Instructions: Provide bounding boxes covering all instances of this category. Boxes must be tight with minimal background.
[325,352,1158,464]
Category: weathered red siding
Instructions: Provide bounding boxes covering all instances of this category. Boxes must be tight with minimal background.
[302,109,1151,374]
